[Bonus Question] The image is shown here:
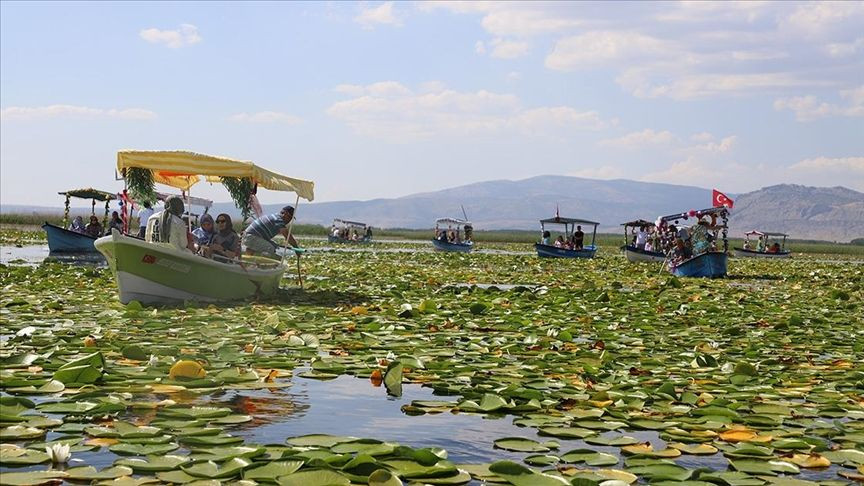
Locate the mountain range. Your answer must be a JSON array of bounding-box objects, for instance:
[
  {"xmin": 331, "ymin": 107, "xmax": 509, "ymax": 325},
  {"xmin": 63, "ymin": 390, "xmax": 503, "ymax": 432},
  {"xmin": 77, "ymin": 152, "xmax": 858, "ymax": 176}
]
[
  {"xmin": 5, "ymin": 176, "xmax": 862, "ymax": 242},
  {"xmin": 239, "ymin": 177, "xmax": 863, "ymax": 242}
]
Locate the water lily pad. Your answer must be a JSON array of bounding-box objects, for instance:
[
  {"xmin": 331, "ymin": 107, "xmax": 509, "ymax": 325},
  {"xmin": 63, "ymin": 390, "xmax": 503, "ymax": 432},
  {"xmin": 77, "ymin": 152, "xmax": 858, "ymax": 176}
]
[
  {"xmin": 487, "ymin": 460, "xmax": 569, "ymax": 485},
  {"xmin": 0, "ymin": 470, "xmax": 68, "ymax": 485},
  {"xmin": 115, "ymin": 455, "xmax": 190, "ymax": 472},
  {"xmin": 65, "ymin": 465, "xmax": 134, "ymax": 480},
  {"xmin": 493, "ymin": 437, "xmax": 551, "ymax": 452},
  {"xmin": 242, "ymin": 460, "xmax": 304, "ymax": 480},
  {"xmin": 276, "ymin": 469, "xmax": 351, "ymax": 486}
]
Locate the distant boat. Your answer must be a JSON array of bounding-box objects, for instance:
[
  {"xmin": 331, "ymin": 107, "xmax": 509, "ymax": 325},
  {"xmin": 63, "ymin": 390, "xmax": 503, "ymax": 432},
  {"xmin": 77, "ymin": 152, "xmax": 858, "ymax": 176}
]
[
  {"xmin": 328, "ymin": 218, "xmax": 372, "ymax": 244},
  {"xmin": 658, "ymin": 207, "xmax": 730, "ymax": 278},
  {"xmin": 42, "ymin": 188, "xmax": 117, "ymax": 253},
  {"xmin": 534, "ymin": 215, "xmax": 598, "ymax": 259},
  {"xmin": 620, "ymin": 219, "xmax": 665, "ymax": 263},
  {"xmin": 733, "ymin": 231, "xmax": 791, "ymax": 258},
  {"xmin": 431, "ymin": 217, "xmax": 473, "ymax": 253}
]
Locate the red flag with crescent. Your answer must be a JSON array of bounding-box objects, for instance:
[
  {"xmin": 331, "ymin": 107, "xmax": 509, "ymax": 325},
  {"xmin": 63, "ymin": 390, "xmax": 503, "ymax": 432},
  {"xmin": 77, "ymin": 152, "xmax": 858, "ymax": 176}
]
[{"xmin": 712, "ymin": 189, "xmax": 734, "ymax": 209}]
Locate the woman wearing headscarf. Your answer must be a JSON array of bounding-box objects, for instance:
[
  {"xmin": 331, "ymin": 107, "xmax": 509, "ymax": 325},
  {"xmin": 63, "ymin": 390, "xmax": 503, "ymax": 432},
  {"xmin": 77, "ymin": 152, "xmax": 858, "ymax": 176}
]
[
  {"xmin": 107, "ymin": 211, "xmax": 123, "ymax": 235},
  {"xmin": 192, "ymin": 214, "xmax": 216, "ymax": 247},
  {"xmin": 84, "ymin": 215, "xmax": 103, "ymax": 238},
  {"xmin": 68, "ymin": 216, "xmax": 86, "ymax": 234},
  {"xmin": 206, "ymin": 213, "xmax": 241, "ymax": 260},
  {"xmin": 146, "ymin": 196, "xmax": 194, "ymax": 252}
]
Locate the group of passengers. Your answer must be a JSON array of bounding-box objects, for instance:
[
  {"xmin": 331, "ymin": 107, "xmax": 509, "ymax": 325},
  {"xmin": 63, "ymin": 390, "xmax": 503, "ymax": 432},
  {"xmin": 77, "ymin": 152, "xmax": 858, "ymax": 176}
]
[
  {"xmin": 656, "ymin": 216, "xmax": 721, "ymax": 263},
  {"xmin": 331, "ymin": 225, "xmax": 372, "ymax": 241},
  {"xmin": 629, "ymin": 226, "xmax": 662, "ymax": 253},
  {"xmin": 743, "ymin": 237, "xmax": 782, "ymax": 253},
  {"xmin": 540, "ymin": 225, "xmax": 585, "ymax": 250},
  {"xmin": 435, "ymin": 225, "xmax": 473, "ymax": 244},
  {"xmin": 68, "ymin": 212, "xmax": 124, "ymax": 238}
]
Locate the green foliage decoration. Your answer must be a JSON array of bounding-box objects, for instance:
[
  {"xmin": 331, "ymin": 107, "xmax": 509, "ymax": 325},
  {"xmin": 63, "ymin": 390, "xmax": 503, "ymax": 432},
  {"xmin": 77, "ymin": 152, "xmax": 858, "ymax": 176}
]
[
  {"xmin": 220, "ymin": 177, "xmax": 254, "ymax": 221},
  {"xmin": 126, "ymin": 167, "xmax": 156, "ymax": 205}
]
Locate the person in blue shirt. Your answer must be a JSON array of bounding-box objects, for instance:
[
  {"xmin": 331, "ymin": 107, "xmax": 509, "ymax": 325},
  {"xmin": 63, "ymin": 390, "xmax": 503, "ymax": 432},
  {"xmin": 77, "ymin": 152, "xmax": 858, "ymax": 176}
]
[
  {"xmin": 192, "ymin": 214, "xmax": 216, "ymax": 248},
  {"xmin": 242, "ymin": 205, "xmax": 298, "ymax": 259}
]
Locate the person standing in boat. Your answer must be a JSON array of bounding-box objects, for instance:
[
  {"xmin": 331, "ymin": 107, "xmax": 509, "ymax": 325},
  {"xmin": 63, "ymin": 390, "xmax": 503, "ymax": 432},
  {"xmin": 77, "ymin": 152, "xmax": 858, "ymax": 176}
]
[
  {"xmin": 635, "ymin": 227, "xmax": 648, "ymax": 249},
  {"xmin": 573, "ymin": 225, "xmax": 584, "ymax": 250},
  {"xmin": 147, "ymin": 196, "xmax": 195, "ymax": 253},
  {"xmin": 136, "ymin": 202, "xmax": 154, "ymax": 238},
  {"xmin": 242, "ymin": 205, "xmax": 299, "ymax": 259}
]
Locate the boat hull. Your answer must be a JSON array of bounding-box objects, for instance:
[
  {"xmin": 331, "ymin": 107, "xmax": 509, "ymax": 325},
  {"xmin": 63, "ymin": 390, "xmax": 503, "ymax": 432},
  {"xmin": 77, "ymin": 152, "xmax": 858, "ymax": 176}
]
[
  {"xmin": 431, "ymin": 239, "xmax": 473, "ymax": 253},
  {"xmin": 733, "ymin": 247, "xmax": 791, "ymax": 259},
  {"xmin": 328, "ymin": 236, "xmax": 371, "ymax": 244},
  {"xmin": 670, "ymin": 251, "xmax": 728, "ymax": 278},
  {"xmin": 623, "ymin": 245, "xmax": 665, "ymax": 263},
  {"xmin": 535, "ymin": 244, "xmax": 597, "ymax": 259},
  {"xmin": 95, "ymin": 230, "xmax": 286, "ymax": 304},
  {"xmin": 42, "ymin": 223, "xmax": 98, "ymax": 253}
]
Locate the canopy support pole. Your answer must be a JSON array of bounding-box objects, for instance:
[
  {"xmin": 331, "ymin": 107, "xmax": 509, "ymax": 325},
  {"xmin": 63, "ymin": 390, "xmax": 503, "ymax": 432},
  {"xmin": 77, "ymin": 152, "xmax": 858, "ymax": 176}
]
[
  {"xmin": 63, "ymin": 195, "xmax": 70, "ymax": 227},
  {"xmin": 592, "ymin": 224, "xmax": 597, "ymax": 248}
]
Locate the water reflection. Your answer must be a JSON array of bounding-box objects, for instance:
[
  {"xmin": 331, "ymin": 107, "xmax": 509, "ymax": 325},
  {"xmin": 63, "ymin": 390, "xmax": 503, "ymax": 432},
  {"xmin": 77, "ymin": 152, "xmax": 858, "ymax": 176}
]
[{"xmin": 0, "ymin": 244, "xmax": 105, "ymax": 266}]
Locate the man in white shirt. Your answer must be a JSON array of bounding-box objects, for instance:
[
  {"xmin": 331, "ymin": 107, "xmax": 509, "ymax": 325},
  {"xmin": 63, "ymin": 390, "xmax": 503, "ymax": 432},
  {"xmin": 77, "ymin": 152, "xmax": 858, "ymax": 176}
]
[
  {"xmin": 145, "ymin": 196, "xmax": 194, "ymax": 253},
  {"xmin": 635, "ymin": 228, "xmax": 648, "ymax": 249},
  {"xmin": 136, "ymin": 202, "xmax": 154, "ymax": 238}
]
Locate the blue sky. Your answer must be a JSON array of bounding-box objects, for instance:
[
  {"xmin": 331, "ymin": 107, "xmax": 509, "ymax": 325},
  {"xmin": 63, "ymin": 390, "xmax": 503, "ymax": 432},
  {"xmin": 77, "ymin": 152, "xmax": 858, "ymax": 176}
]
[{"xmin": 2, "ymin": 1, "xmax": 862, "ymax": 207}]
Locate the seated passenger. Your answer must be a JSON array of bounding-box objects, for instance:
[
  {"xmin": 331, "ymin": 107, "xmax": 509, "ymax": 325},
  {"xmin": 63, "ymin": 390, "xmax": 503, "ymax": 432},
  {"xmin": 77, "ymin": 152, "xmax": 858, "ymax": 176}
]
[
  {"xmin": 365, "ymin": 226, "xmax": 373, "ymax": 240},
  {"xmin": 192, "ymin": 214, "xmax": 216, "ymax": 248},
  {"xmin": 541, "ymin": 230, "xmax": 551, "ymax": 245},
  {"xmin": 554, "ymin": 235, "xmax": 565, "ymax": 248},
  {"xmin": 69, "ymin": 216, "xmax": 86, "ymax": 234},
  {"xmin": 146, "ymin": 195, "xmax": 195, "ymax": 253},
  {"xmin": 768, "ymin": 242, "xmax": 781, "ymax": 253},
  {"xmin": 204, "ymin": 213, "xmax": 241, "ymax": 259},
  {"xmin": 84, "ymin": 215, "xmax": 103, "ymax": 238},
  {"xmin": 106, "ymin": 211, "xmax": 124, "ymax": 235},
  {"xmin": 743, "ymin": 240, "xmax": 752, "ymax": 250}
]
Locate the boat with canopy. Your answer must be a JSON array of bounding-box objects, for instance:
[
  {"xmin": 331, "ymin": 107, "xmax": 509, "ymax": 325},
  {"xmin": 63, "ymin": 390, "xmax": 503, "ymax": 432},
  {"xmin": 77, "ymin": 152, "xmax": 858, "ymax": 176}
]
[
  {"xmin": 657, "ymin": 207, "xmax": 729, "ymax": 278},
  {"xmin": 733, "ymin": 231, "xmax": 791, "ymax": 258},
  {"xmin": 534, "ymin": 215, "xmax": 598, "ymax": 258},
  {"xmin": 621, "ymin": 219, "xmax": 665, "ymax": 263},
  {"xmin": 95, "ymin": 150, "xmax": 315, "ymax": 304},
  {"xmin": 42, "ymin": 188, "xmax": 117, "ymax": 253},
  {"xmin": 431, "ymin": 217, "xmax": 474, "ymax": 253},
  {"xmin": 328, "ymin": 218, "xmax": 371, "ymax": 243}
]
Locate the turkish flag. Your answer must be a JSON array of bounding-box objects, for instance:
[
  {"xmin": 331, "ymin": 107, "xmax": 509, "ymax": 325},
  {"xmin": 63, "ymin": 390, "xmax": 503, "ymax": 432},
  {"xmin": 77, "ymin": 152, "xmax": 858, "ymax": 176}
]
[{"xmin": 712, "ymin": 189, "xmax": 734, "ymax": 209}]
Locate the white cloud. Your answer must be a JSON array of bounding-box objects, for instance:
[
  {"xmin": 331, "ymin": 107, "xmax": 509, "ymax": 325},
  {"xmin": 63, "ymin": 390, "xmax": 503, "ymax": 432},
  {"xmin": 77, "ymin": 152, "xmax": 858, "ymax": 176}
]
[
  {"xmin": 1, "ymin": 104, "xmax": 156, "ymax": 121},
  {"xmin": 774, "ymin": 86, "xmax": 864, "ymax": 121},
  {"xmin": 789, "ymin": 156, "xmax": 864, "ymax": 173},
  {"xmin": 691, "ymin": 135, "xmax": 738, "ymax": 153},
  {"xmin": 227, "ymin": 111, "xmax": 302, "ymax": 124},
  {"xmin": 826, "ymin": 37, "xmax": 864, "ymax": 57},
  {"xmin": 327, "ymin": 81, "xmax": 611, "ymax": 140},
  {"xmin": 599, "ymin": 129, "xmax": 676, "ymax": 149},
  {"xmin": 640, "ymin": 156, "xmax": 755, "ymax": 188},
  {"xmin": 780, "ymin": 1, "xmax": 864, "ymax": 37},
  {"xmin": 480, "ymin": 9, "xmax": 581, "ymax": 37},
  {"xmin": 488, "ymin": 38, "xmax": 529, "ymax": 59},
  {"xmin": 506, "ymin": 71, "xmax": 522, "ymax": 82},
  {"xmin": 546, "ymin": 31, "xmax": 670, "ymax": 70},
  {"xmin": 474, "ymin": 40, "xmax": 486, "ymax": 55},
  {"xmin": 619, "ymin": 71, "xmax": 833, "ymax": 100},
  {"xmin": 354, "ymin": 2, "xmax": 401, "ymax": 29},
  {"xmin": 139, "ymin": 24, "xmax": 201, "ymax": 48}
]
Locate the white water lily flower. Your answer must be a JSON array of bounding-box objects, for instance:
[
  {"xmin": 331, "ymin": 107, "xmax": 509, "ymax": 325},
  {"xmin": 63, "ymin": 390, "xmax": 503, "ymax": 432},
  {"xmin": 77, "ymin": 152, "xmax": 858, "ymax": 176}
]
[
  {"xmin": 385, "ymin": 351, "xmax": 397, "ymax": 361},
  {"xmin": 546, "ymin": 328, "xmax": 559, "ymax": 337},
  {"xmin": 46, "ymin": 443, "xmax": 70, "ymax": 464},
  {"xmin": 147, "ymin": 355, "xmax": 159, "ymax": 367},
  {"xmin": 252, "ymin": 346, "xmax": 263, "ymax": 355},
  {"xmin": 720, "ymin": 362, "xmax": 735, "ymax": 373}
]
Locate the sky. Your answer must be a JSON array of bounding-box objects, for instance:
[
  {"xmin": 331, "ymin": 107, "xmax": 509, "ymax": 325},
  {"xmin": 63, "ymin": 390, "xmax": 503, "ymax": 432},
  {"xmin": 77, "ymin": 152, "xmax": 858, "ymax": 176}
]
[{"xmin": 1, "ymin": 1, "xmax": 862, "ymax": 207}]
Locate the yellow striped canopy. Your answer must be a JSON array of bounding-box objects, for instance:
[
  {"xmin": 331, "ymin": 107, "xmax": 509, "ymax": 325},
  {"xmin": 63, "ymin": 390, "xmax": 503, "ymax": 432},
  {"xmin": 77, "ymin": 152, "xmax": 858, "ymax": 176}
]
[{"xmin": 117, "ymin": 150, "xmax": 315, "ymax": 201}]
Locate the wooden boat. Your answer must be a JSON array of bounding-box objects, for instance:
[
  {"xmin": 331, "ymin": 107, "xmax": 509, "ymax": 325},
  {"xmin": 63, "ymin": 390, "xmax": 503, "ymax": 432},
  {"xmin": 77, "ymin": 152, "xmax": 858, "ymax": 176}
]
[
  {"xmin": 328, "ymin": 218, "xmax": 372, "ymax": 244},
  {"xmin": 42, "ymin": 188, "xmax": 117, "ymax": 253},
  {"xmin": 96, "ymin": 150, "xmax": 315, "ymax": 304},
  {"xmin": 733, "ymin": 231, "xmax": 791, "ymax": 258},
  {"xmin": 657, "ymin": 207, "xmax": 730, "ymax": 278},
  {"xmin": 431, "ymin": 217, "xmax": 473, "ymax": 253},
  {"xmin": 534, "ymin": 215, "xmax": 599, "ymax": 259},
  {"xmin": 670, "ymin": 251, "xmax": 728, "ymax": 278},
  {"xmin": 620, "ymin": 219, "xmax": 664, "ymax": 263}
]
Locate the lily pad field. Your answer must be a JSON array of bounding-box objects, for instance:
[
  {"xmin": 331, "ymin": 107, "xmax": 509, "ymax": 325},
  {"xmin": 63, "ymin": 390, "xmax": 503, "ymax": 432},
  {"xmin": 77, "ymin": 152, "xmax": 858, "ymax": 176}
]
[{"xmin": 1, "ymin": 232, "xmax": 863, "ymax": 486}]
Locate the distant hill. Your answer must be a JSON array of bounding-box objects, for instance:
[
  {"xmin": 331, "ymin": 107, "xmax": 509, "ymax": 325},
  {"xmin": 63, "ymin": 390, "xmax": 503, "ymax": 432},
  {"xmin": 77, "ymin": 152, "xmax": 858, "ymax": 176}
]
[
  {"xmin": 728, "ymin": 184, "xmax": 864, "ymax": 242},
  {"xmin": 6, "ymin": 176, "xmax": 862, "ymax": 242}
]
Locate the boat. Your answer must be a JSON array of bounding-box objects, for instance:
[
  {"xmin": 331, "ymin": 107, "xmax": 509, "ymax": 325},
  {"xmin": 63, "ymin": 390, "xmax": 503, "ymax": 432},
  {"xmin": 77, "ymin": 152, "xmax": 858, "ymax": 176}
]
[
  {"xmin": 657, "ymin": 207, "xmax": 730, "ymax": 278},
  {"xmin": 733, "ymin": 231, "xmax": 791, "ymax": 258},
  {"xmin": 621, "ymin": 219, "xmax": 665, "ymax": 263},
  {"xmin": 95, "ymin": 150, "xmax": 315, "ymax": 304},
  {"xmin": 534, "ymin": 215, "xmax": 599, "ymax": 258},
  {"xmin": 42, "ymin": 188, "xmax": 117, "ymax": 253},
  {"xmin": 328, "ymin": 218, "xmax": 372, "ymax": 243},
  {"xmin": 431, "ymin": 218, "xmax": 473, "ymax": 253}
]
